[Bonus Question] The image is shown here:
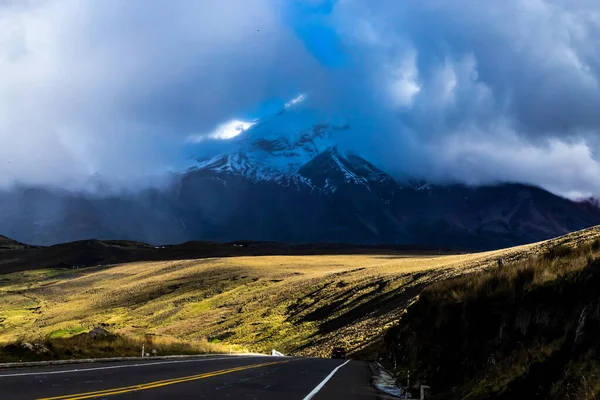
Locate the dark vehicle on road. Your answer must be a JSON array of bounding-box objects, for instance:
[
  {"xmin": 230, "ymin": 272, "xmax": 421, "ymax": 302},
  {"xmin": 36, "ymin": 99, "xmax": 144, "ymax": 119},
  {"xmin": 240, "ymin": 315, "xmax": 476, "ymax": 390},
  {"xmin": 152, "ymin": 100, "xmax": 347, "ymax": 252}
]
[{"xmin": 331, "ymin": 347, "xmax": 347, "ymax": 359}]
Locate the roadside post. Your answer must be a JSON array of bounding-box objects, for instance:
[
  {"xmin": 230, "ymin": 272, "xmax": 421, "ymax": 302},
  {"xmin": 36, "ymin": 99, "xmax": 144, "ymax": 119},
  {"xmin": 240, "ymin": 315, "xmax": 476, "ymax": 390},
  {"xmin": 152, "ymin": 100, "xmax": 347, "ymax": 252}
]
[{"xmin": 420, "ymin": 385, "xmax": 431, "ymax": 399}]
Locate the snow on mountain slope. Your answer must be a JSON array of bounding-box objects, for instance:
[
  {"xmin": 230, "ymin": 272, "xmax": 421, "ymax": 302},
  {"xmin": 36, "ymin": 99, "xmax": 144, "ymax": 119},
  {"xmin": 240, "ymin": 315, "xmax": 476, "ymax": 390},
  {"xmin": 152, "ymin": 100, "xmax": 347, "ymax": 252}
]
[
  {"xmin": 190, "ymin": 101, "xmax": 389, "ymax": 191},
  {"xmin": 193, "ymin": 151, "xmax": 314, "ymax": 187},
  {"xmin": 298, "ymin": 147, "xmax": 397, "ymax": 193}
]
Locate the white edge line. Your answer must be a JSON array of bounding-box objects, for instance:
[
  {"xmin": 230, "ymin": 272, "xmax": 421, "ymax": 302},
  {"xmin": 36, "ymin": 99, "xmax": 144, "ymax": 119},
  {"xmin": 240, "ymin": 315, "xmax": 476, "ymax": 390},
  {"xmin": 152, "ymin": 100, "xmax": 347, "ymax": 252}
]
[
  {"xmin": 303, "ymin": 359, "xmax": 351, "ymax": 400},
  {"xmin": 0, "ymin": 352, "xmax": 265, "ymax": 369},
  {"xmin": 0, "ymin": 356, "xmax": 256, "ymax": 378}
]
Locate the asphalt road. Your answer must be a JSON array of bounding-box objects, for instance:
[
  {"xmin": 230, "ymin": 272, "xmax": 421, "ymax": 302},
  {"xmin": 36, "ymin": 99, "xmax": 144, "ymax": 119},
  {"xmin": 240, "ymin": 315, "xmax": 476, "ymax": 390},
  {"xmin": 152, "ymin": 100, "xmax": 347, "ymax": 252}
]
[{"xmin": 0, "ymin": 355, "xmax": 385, "ymax": 399}]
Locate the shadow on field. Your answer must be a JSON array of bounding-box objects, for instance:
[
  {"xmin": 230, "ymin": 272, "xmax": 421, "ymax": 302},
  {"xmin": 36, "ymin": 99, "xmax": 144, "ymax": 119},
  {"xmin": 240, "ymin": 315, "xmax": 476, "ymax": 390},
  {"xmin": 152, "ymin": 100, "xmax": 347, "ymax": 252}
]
[{"xmin": 286, "ymin": 268, "xmax": 453, "ymax": 356}]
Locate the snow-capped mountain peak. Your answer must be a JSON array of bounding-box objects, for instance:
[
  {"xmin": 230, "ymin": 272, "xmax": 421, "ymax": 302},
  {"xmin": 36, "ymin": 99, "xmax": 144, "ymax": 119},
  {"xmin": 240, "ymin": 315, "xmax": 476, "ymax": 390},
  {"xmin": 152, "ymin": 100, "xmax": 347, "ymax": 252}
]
[
  {"xmin": 190, "ymin": 99, "xmax": 395, "ymax": 193},
  {"xmin": 297, "ymin": 147, "xmax": 397, "ymax": 193}
]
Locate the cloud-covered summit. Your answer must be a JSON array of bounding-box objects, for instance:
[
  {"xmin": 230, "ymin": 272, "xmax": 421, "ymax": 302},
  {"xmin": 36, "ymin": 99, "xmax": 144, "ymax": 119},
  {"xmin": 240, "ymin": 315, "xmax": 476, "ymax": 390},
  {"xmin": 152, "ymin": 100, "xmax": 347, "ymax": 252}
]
[{"xmin": 1, "ymin": 0, "xmax": 600, "ymax": 197}]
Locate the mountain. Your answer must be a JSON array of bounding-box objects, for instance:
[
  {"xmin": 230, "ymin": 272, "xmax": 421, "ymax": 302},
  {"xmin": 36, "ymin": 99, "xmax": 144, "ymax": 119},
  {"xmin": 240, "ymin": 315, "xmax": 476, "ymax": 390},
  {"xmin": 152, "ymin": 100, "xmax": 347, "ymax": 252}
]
[
  {"xmin": 183, "ymin": 142, "xmax": 600, "ymax": 249},
  {"xmin": 0, "ymin": 106, "xmax": 599, "ymax": 249},
  {"xmin": 191, "ymin": 119, "xmax": 348, "ymax": 188},
  {"xmin": 0, "ymin": 234, "xmax": 31, "ymax": 250},
  {"xmin": 179, "ymin": 104, "xmax": 600, "ymax": 249}
]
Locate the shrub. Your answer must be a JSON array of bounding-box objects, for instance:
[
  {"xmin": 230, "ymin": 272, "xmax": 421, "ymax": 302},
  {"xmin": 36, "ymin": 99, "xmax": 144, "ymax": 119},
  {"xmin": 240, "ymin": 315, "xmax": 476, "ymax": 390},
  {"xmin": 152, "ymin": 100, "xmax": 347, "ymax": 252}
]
[{"xmin": 544, "ymin": 244, "xmax": 574, "ymax": 260}]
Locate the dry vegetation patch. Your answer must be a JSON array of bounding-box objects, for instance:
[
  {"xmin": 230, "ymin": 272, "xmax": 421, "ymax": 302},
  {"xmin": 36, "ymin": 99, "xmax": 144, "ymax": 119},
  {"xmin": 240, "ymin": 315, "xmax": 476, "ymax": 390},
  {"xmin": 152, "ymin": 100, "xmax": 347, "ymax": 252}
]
[{"xmin": 2, "ymin": 226, "xmax": 600, "ymax": 360}]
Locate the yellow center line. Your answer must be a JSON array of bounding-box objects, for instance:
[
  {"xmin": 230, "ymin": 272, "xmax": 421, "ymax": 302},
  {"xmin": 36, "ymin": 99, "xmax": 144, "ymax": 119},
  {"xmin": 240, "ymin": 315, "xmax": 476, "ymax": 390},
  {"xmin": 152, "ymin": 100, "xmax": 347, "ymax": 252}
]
[{"xmin": 37, "ymin": 360, "xmax": 290, "ymax": 400}]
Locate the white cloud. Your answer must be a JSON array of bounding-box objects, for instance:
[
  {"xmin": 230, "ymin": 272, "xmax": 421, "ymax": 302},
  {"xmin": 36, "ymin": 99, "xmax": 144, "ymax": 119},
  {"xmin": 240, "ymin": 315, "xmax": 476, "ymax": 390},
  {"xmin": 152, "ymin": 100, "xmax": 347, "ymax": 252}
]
[
  {"xmin": 284, "ymin": 93, "xmax": 307, "ymax": 108},
  {"xmin": 388, "ymin": 50, "xmax": 421, "ymax": 108},
  {"xmin": 0, "ymin": 0, "xmax": 318, "ymax": 189},
  {"xmin": 187, "ymin": 119, "xmax": 258, "ymax": 142},
  {"xmin": 424, "ymin": 125, "xmax": 600, "ymax": 199}
]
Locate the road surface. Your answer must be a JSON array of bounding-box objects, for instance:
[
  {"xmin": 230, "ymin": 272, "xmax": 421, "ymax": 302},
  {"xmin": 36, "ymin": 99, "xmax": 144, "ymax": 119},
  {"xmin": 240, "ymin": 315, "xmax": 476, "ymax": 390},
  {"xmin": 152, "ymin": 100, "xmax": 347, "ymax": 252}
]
[{"xmin": 0, "ymin": 355, "xmax": 385, "ymax": 399}]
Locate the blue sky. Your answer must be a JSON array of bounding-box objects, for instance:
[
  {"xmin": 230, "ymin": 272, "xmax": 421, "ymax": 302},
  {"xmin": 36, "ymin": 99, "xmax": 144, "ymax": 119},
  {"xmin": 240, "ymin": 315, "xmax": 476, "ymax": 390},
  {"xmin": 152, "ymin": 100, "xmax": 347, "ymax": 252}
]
[
  {"xmin": 287, "ymin": 0, "xmax": 345, "ymax": 68},
  {"xmin": 2, "ymin": 0, "xmax": 600, "ymax": 197},
  {"xmin": 222, "ymin": 1, "xmax": 345, "ymax": 119}
]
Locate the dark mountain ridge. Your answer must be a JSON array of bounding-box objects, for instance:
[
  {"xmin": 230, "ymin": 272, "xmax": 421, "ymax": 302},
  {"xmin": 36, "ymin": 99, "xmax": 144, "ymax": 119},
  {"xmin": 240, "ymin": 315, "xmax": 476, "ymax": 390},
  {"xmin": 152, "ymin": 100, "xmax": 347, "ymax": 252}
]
[
  {"xmin": 0, "ymin": 147, "xmax": 598, "ymax": 251},
  {"xmin": 0, "ymin": 236, "xmax": 454, "ymax": 274},
  {"xmin": 1, "ymin": 115, "xmax": 599, "ymax": 249}
]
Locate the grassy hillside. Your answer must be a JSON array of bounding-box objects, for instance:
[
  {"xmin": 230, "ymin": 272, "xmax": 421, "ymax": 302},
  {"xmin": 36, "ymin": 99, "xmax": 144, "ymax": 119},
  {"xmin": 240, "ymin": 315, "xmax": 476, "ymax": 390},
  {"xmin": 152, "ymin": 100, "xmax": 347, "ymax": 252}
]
[
  {"xmin": 387, "ymin": 228, "xmax": 600, "ymax": 399},
  {"xmin": 2, "ymin": 226, "xmax": 600, "ymax": 362},
  {"xmin": 0, "ymin": 235, "xmax": 31, "ymax": 250}
]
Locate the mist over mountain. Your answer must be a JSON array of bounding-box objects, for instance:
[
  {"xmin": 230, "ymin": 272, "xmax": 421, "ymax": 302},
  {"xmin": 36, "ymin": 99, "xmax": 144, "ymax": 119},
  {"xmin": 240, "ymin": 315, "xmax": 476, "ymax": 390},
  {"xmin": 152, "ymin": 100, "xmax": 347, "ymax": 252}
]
[
  {"xmin": 2, "ymin": 1, "xmax": 600, "ymax": 247},
  {"xmin": 2, "ymin": 104, "xmax": 599, "ymax": 250}
]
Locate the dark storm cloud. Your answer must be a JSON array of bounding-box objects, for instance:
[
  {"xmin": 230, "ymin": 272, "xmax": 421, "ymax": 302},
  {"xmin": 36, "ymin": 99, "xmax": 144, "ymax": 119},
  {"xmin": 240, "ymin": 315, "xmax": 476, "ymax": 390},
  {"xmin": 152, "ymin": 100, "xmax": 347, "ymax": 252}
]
[
  {"xmin": 2, "ymin": 0, "xmax": 600, "ymax": 197},
  {"xmin": 386, "ymin": 0, "xmax": 600, "ymax": 136},
  {"xmin": 323, "ymin": 0, "xmax": 600, "ymax": 197}
]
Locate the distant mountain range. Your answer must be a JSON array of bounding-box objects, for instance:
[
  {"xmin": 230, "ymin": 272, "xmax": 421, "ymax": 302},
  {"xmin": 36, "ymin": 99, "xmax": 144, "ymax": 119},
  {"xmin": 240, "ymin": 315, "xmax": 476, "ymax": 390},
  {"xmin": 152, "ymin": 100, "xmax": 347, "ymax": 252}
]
[{"xmin": 1, "ymin": 106, "xmax": 599, "ymax": 250}]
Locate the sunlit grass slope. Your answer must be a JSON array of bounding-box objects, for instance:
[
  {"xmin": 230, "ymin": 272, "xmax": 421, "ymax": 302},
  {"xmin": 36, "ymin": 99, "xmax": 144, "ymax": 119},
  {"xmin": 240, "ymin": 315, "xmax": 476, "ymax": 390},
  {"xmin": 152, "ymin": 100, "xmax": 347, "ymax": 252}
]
[{"xmin": 2, "ymin": 226, "xmax": 600, "ymax": 357}]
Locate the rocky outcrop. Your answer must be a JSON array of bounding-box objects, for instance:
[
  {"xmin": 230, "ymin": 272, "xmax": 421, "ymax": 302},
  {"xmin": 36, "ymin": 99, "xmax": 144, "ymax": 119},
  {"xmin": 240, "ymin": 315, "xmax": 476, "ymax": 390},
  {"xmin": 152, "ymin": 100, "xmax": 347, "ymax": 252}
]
[
  {"xmin": 88, "ymin": 327, "xmax": 109, "ymax": 339},
  {"xmin": 20, "ymin": 342, "xmax": 50, "ymax": 355}
]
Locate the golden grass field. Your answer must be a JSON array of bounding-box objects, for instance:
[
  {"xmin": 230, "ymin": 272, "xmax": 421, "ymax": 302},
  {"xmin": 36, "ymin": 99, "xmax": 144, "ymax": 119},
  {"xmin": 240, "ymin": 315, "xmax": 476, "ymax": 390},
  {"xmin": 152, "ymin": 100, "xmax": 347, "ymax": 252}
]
[{"xmin": 2, "ymin": 226, "xmax": 600, "ymax": 358}]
